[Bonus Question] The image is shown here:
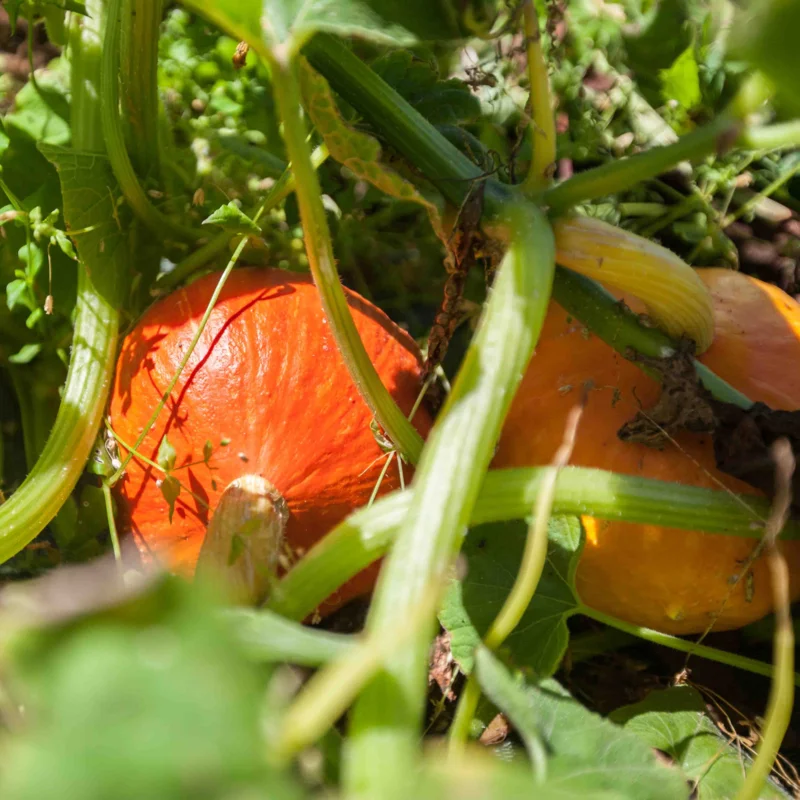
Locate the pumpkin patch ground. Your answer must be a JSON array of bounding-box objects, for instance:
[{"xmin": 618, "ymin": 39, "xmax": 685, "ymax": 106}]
[{"xmin": 1, "ymin": 2, "xmax": 800, "ymax": 798}]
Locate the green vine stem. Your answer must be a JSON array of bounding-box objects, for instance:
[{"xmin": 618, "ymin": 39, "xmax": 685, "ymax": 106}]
[
  {"xmin": 119, "ymin": 0, "xmax": 163, "ymax": 177},
  {"xmin": 581, "ymin": 606, "xmax": 798, "ymax": 685},
  {"xmin": 224, "ymin": 607, "xmax": 355, "ymax": 667},
  {"xmin": 0, "ymin": 1, "xmax": 124, "ymax": 563},
  {"xmin": 101, "ymin": 0, "xmax": 202, "ymax": 242},
  {"xmin": 266, "ymin": 53, "xmax": 424, "ymax": 464},
  {"xmin": 551, "ymin": 268, "xmax": 752, "ymax": 409},
  {"xmin": 540, "ymin": 116, "xmax": 736, "ymax": 212},
  {"xmin": 268, "ymin": 464, "xmax": 791, "ymax": 622},
  {"xmin": 521, "ymin": 0, "xmax": 555, "ymax": 192},
  {"xmin": 741, "ymin": 120, "xmax": 800, "ymax": 152},
  {"xmin": 343, "ymin": 205, "xmax": 555, "ymax": 795},
  {"xmin": 303, "ymin": 35, "xmax": 752, "ymax": 406}
]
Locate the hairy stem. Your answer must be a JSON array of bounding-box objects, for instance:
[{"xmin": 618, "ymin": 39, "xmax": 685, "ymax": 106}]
[
  {"xmin": 268, "ymin": 465, "xmax": 789, "ymax": 622},
  {"xmin": 119, "ymin": 0, "xmax": 163, "ymax": 177},
  {"xmin": 0, "ymin": 2, "xmax": 123, "ymax": 562},
  {"xmin": 101, "ymin": 0, "xmax": 201, "ymax": 242},
  {"xmin": 343, "ymin": 206, "xmax": 555, "ymax": 797},
  {"xmin": 522, "ymin": 0, "xmax": 555, "ymax": 192}
]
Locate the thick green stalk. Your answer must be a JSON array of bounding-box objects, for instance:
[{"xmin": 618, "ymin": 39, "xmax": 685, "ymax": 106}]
[
  {"xmin": 101, "ymin": 0, "xmax": 201, "ymax": 242},
  {"xmin": 119, "ymin": 0, "xmax": 163, "ymax": 177},
  {"xmin": 304, "ymin": 34, "xmax": 513, "ymax": 215},
  {"xmin": 304, "ymin": 35, "xmax": 752, "ymax": 408},
  {"xmin": 267, "ymin": 54, "xmax": 424, "ymax": 464},
  {"xmin": 0, "ymin": 2, "xmax": 122, "ymax": 562},
  {"xmin": 343, "ymin": 205, "xmax": 555, "ymax": 797},
  {"xmin": 541, "ymin": 116, "xmax": 735, "ymax": 212},
  {"xmin": 551, "ymin": 268, "xmax": 752, "ymax": 409},
  {"xmin": 449, "ymin": 404, "xmax": 583, "ymax": 749},
  {"xmin": 268, "ymin": 465, "xmax": 791, "ymax": 622},
  {"xmin": 521, "ymin": 0, "xmax": 555, "ymax": 192},
  {"xmin": 741, "ymin": 120, "xmax": 800, "ymax": 151}
]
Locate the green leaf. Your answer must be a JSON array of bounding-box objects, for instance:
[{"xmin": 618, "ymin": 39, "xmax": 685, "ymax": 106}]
[
  {"xmin": 611, "ymin": 686, "xmax": 790, "ymax": 799},
  {"xmin": 6, "ymin": 278, "xmax": 30, "ymax": 311},
  {"xmin": 202, "ymin": 201, "xmax": 261, "ymax": 235},
  {"xmin": 623, "ymin": 0, "xmax": 694, "ymax": 106},
  {"xmin": 38, "ymin": 146, "xmax": 127, "ymax": 306},
  {"xmin": 730, "ymin": 0, "xmax": 800, "ymax": 114},
  {"xmin": 8, "ymin": 343, "xmax": 42, "ymax": 365},
  {"xmin": 0, "ymin": 574, "xmax": 303, "ymax": 800},
  {"xmin": 4, "ymin": 79, "xmax": 71, "ymax": 147},
  {"xmin": 371, "ymin": 50, "xmax": 481, "ymax": 126},
  {"xmin": 160, "ymin": 475, "xmax": 181, "ymax": 524},
  {"xmin": 660, "ymin": 44, "xmax": 701, "ymax": 111},
  {"xmin": 157, "ymin": 435, "xmax": 177, "ymax": 472},
  {"xmin": 18, "ymin": 242, "xmax": 44, "ymax": 278},
  {"xmin": 474, "ymin": 649, "xmax": 690, "ymax": 800},
  {"xmin": 439, "ymin": 516, "xmax": 583, "ymax": 676},
  {"xmin": 299, "ymin": 61, "xmax": 447, "ymax": 243},
  {"xmin": 182, "ymin": 0, "xmax": 479, "ymax": 61}
]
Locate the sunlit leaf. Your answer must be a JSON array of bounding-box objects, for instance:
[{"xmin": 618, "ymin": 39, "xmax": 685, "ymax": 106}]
[
  {"xmin": 157, "ymin": 435, "xmax": 177, "ymax": 472},
  {"xmin": 439, "ymin": 516, "xmax": 583, "ymax": 676},
  {"xmin": 660, "ymin": 44, "xmax": 701, "ymax": 111},
  {"xmin": 611, "ymin": 686, "xmax": 790, "ymax": 799},
  {"xmin": 202, "ymin": 201, "xmax": 261, "ymax": 235},
  {"xmin": 300, "ymin": 61, "xmax": 447, "ymax": 242},
  {"xmin": 181, "ymin": 0, "xmax": 468, "ymax": 59},
  {"xmin": 475, "ymin": 649, "xmax": 690, "ymax": 800},
  {"xmin": 8, "ymin": 343, "xmax": 42, "ymax": 364},
  {"xmin": 623, "ymin": 0, "xmax": 693, "ymax": 106}
]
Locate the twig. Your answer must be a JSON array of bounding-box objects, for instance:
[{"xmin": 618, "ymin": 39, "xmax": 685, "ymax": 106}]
[{"xmin": 736, "ymin": 439, "xmax": 795, "ymax": 800}]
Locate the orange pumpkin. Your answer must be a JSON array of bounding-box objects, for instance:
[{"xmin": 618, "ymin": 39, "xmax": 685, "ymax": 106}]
[
  {"xmin": 495, "ymin": 268, "xmax": 800, "ymax": 634},
  {"xmin": 110, "ymin": 267, "xmax": 431, "ymax": 613}
]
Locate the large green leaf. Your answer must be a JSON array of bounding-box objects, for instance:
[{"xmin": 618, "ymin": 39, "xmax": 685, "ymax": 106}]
[
  {"xmin": 0, "ymin": 573, "xmax": 303, "ymax": 800},
  {"xmin": 439, "ymin": 516, "xmax": 583, "ymax": 676},
  {"xmin": 622, "ymin": 0, "xmax": 694, "ymax": 107},
  {"xmin": 611, "ymin": 686, "xmax": 791, "ymax": 799},
  {"xmin": 371, "ymin": 50, "xmax": 481, "ymax": 126},
  {"xmin": 474, "ymin": 649, "xmax": 690, "ymax": 800},
  {"xmin": 38, "ymin": 146, "xmax": 127, "ymax": 305},
  {"xmin": 182, "ymin": 0, "xmax": 470, "ymax": 58}
]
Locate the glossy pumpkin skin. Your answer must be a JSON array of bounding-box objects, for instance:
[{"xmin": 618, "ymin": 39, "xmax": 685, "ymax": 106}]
[
  {"xmin": 110, "ymin": 268, "xmax": 431, "ymax": 614},
  {"xmin": 495, "ymin": 268, "xmax": 800, "ymax": 634}
]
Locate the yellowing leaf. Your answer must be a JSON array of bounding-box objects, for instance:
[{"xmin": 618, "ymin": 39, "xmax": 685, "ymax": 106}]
[{"xmin": 299, "ymin": 60, "xmax": 448, "ymax": 245}]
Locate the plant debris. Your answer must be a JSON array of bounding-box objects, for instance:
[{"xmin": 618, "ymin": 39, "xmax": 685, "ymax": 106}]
[{"xmin": 618, "ymin": 344, "xmax": 800, "ymax": 512}]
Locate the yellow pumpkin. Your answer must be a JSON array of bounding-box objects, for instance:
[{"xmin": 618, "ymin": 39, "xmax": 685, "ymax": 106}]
[{"xmin": 495, "ymin": 268, "xmax": 800, "ymax": 634}]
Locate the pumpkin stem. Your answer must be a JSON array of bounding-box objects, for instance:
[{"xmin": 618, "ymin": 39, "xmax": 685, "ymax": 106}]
[{"xmin": 195, "ymin": 475, "xmax": 288, "ymax": 605}]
